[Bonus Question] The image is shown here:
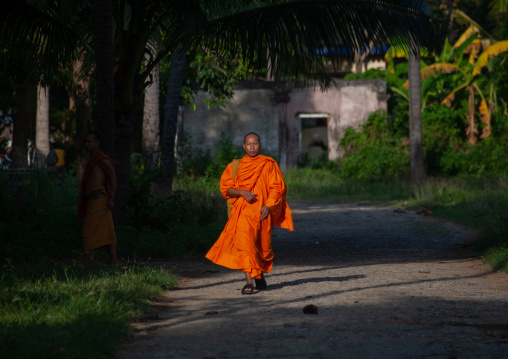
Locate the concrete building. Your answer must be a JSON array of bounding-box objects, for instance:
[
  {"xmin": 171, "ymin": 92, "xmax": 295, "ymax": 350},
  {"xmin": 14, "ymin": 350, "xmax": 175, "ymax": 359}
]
[{"xmin": 182, "ymin": 78, "xmax": 389, "ymax": 170}]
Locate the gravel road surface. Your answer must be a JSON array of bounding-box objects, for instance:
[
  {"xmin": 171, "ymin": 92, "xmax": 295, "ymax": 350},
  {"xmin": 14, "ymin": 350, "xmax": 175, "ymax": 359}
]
[{"xmin": 116, "ymin": 201, "xmax": 508, "ymax": 359}]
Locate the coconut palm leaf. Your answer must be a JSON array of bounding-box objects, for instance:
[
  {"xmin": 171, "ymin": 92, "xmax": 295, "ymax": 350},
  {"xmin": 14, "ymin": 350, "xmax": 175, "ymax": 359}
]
[
  {"xmin": 3, "ymin": 0, "xmax": 441, "ymax": 86},
  {"xmin": 472, "ymin": 41, "xmax": 508, "ymax": 76},
  {"xmin": 1, "ymin": 1, "xmax": 92, "ymax": 79},
  {"xmin": 197, "ymin": 0, "xmax": 440, "ymax": 82}
]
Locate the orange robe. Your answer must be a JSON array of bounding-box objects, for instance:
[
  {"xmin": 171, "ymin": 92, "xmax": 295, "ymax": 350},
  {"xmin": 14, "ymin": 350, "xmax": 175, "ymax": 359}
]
[
  {"xmin": 78, "ymin": 151, "xmax": 112, "ymax": 219},
  {"xmin": 78, "ymin": 151, "xmax": 117, "ymax": 254},
  {"xmin": 82, "ymin": 186, "xmax": 117, "ymax": 254},
  {"xmin": 206, "ymin": 155, "xmax": 294, "ymax": 279}
]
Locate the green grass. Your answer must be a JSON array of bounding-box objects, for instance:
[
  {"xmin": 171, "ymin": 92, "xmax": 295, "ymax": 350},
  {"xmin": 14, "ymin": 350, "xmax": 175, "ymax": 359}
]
[
  {"xmin": 285, "ymin": 168, "xmax": 412, "ymax": 204},
  {"xmin": 408, "ymin": 177, "xmax": 508, "ymax": 271},
  {"xmin": 0, "ymin": 263, "xmax": 177, "ymax": 359},
  {"xmin": 0, "ymin": 169, "xmax": 222, "ymax": 358}
]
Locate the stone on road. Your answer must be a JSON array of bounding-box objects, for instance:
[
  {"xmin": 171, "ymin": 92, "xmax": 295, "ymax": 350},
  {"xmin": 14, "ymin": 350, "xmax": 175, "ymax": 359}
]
[{"xmin": 116, "ymin": 202, "xmax": 508, "ymax": 359}]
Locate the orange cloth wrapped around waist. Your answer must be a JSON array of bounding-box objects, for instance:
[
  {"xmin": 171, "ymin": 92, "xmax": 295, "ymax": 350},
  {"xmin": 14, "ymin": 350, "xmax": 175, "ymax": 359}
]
[
  {"xmin": 82, "ymin": 186, "xmax": 117, "ymax": 254},
  {"xmin": 206, "ymin": 155, "xmax": 293, "ymax": 279},
  {"xmin": 78, "ymin": 151, "xmax": 113, "ymax": 219}
]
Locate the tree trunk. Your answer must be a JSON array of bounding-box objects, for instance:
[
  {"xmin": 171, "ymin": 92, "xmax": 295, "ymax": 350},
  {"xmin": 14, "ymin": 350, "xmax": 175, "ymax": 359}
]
[
  {"xmin": 12, "ymin": 85, "xmax": 37, "ymax": 168},
  {"xmin": 157, "ymin": 46, "xmax": 187, "ymax": 197},
  {"xmin": 72, "ymin": 55, "xmax": 91, "ymax": 185},
  {"xmin": 35, "ymin": 85, "xmax": 50, "ymax": 165},
  {"xmin": 447, "ymin": 0, "xmax": 455, "ymax": 42},
  {"xmin": 142, "ymin": 50, "xmax": 161, "ymax": 171},
  {"xmin": 408, "ymin": 39, "xmax": 426, "ymax": 182},
  {"xmin": 113, "ymin": 107, "xmax": 135, "ymax": 221},
  {"xmin": 93, "ymin": 0, "xmax": 115, "ymax": 157}
]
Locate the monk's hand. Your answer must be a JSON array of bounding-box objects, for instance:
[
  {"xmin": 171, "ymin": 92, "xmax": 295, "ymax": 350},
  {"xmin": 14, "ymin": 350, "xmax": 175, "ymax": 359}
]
[
  {"xmin": 259, "ymin": 205, "xmax": 270, "ymax": 220},
  {"xmin": 107, "ymin": 197, "xmax": 114, "ymax": 209},
  {"xmin": 241, "ymin": 190, "xmax": 258, "ymax": 203}
]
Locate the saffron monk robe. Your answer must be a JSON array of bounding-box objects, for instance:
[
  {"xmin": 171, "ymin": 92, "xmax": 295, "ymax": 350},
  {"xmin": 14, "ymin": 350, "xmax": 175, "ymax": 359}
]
[
  {"xmin": 206, "ymin": 132, "xmax": 294, "ymax": 295},
  {"xmin": 77, "ymin": 130, "xmax": 118, "ymax": 266}
]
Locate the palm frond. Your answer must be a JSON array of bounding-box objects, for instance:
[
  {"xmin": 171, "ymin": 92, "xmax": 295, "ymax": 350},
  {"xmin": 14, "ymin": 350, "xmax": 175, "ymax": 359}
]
[
  {"xmin": 472, "ymin": 41, "xmax": 508, "ymax": 76},
  {"xmin": 1, "ymin": 1, "xmax": 90, "ymax": 82},
  {"xmin": 201, "ymin": 0, "xmax": 441, "ymax": 83}
]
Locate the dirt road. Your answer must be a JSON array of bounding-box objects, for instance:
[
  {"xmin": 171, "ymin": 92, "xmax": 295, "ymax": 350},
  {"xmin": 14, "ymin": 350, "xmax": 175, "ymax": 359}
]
[{"xmin": 116, "ymin": 201, "xmax": 508, "ymax": 359}]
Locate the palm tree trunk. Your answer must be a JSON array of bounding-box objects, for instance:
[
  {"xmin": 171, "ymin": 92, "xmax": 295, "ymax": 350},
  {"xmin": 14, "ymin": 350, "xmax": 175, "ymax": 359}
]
[
  {"xmin": 35, "ymin": 85, "xmax": 50, "ymax": 165},
  {"xmin": 72, "ymin": 55, "xmax": 91, "ymax": 185},
  {"xmin": 408, "ymin": 38, "xmax": 426, "ymax": 182},
  {"xmin": 142, "ymin": 50, "xmax": 161, "ymax": 171},
  {"xmin": 93, "ymin": 0, "xmax": 115, "ymax": 157},
  {"xmin": 12, "ymin": 85, "xmax": 37, "ymax": 168},
  {"xmin": 157, "ymin": 45, "xmax": 187, "ymax": 197},
  {"xmin": 113, "ymin": 107, "xmax": 135, "ymax": 222}
]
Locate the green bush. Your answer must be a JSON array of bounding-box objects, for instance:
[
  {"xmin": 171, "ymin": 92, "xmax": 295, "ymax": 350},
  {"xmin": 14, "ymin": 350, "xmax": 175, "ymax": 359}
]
[
  {"xmin": 421, "ymin": 104, "xmax": 465, "ymax": 175},
  {"xmin": 440, "ymin": 137, "xmax": 508, "ymax": 177},
  {"xmin": 178, "ymin": 132, "xmax": 244, "ymax": 180},
  {"xmin": 339, "ymin": 110, "xmax": 410, "ymax": 180}
]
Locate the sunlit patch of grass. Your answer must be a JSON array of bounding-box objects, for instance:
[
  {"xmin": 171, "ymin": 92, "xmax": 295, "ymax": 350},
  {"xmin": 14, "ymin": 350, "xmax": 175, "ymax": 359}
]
[{"xmin": 284, "ymin": 168, "xmax": 412, "ymax": 204}]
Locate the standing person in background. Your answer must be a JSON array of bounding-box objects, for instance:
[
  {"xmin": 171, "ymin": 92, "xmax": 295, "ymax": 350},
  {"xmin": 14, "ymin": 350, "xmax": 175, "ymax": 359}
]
[
  {"xmin": 0, "ymin": 148, "xmax": 12, "ymax": 168},
  {"xmin": 47, "ymin": 143, "xmax": 67, "ymax": 188},
  {"xmin": 206, "ymin": 132, "xmax": 294, "ymax": 294},
  {"xmin": 77, "ymin": 130, "xmax": 118, "ymax": 265}
]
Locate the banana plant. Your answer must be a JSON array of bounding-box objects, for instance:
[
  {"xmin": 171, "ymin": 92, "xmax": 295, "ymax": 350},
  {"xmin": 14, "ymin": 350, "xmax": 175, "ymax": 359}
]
[
  {"xmin": 386, "ymin": 16, "xmax": 508, "ymax": 145},
  {"xmin": 441, "ymin": 34, "xmax": 508, "ymax": 144}
]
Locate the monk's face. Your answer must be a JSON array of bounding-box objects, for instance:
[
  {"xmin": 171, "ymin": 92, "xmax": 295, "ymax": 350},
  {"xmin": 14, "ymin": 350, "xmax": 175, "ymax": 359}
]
[
  {"xmin": 243, "ymin": 135, "xmax": 261, "ymax": 157},
  {"xmin": 84, "ymin": 134, "xmax": 100, "ymax": 153}
]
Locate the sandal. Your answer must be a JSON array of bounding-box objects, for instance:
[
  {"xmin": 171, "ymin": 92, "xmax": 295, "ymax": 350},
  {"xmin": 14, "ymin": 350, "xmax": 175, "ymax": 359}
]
[
  {"xmin": 241, "ymin": 284, "xmax": 255, "ymax": 295},
  {"xmin": 255, "ymin": 277, "xmax": 267, "ymax": 290}
]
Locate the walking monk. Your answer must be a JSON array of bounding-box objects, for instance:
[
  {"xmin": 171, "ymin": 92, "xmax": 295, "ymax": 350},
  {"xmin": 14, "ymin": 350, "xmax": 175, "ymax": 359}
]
[
  {"xmin": 77, "ymin": 130, "xmax": 118, "ymax": 265},
  {"xmin": 206, "ymin": 132, "xmax": 294, "ymax": 294}
]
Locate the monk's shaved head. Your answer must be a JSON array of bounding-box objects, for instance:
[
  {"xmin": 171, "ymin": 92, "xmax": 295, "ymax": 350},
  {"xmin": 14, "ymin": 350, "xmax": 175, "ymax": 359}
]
[{"xmin": 244, "ymin": 132, "xmax": 260, "ymax": 144}]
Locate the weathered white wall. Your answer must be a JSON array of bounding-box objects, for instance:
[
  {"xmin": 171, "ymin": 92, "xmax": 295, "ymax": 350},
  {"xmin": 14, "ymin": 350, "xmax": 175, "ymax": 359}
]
[
  {"xmin": 183, "ymin": 79, "xmax": 388, "ymax": 168},
  {"xmin": 184, "ymin": 89, "xmax": 279, "ymax": 157}
]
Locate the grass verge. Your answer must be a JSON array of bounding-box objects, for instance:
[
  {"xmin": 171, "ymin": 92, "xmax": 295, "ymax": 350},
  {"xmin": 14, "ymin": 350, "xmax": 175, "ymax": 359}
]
[{"xmin": 0, "ymin": 263, "xmax": 177, "ymax": 359}]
